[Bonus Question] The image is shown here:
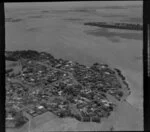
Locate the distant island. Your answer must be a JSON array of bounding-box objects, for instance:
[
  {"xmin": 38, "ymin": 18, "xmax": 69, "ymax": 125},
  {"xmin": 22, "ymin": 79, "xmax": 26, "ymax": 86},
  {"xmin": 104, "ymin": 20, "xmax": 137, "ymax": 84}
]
[
  {"xmin": 5, "ymin": 50, "xmax": 131, "ymax": 128},
  {"xmin": 84, "ymin": 22, "xmax": 143, "ymax": 31}
]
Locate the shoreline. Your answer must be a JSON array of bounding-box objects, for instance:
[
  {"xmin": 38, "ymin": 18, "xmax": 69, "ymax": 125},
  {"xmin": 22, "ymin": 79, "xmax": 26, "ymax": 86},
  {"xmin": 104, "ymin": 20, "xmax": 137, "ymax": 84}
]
[
  {"xmin": 5, "ymin": 50, "xmax": 142, "ymax": 131},
  {"xmin": 113, "ymin": 66, "xmax": 143, "ymax": 111},
  {"xmin": 84, "ymin": 22, "xmax": 143, "ymax": 31},
  {"xmin": 6, "ymin": 50, "xmax": 142, "ymax": 110}
]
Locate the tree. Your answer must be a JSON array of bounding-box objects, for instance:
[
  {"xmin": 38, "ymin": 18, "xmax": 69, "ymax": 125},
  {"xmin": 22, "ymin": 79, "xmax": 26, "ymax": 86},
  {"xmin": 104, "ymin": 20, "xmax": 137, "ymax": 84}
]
[{"xmin": 15, "ymin": 112, "xmax": 27, "ymax": 128}]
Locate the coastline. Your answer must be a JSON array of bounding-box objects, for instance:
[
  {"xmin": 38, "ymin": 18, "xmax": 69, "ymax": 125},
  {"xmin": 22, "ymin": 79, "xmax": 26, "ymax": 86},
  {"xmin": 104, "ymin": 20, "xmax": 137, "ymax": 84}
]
[
  {"xmin": 5, "ymin": 50, "xmax": 136, "ymax": 131},
  {"xmin": 112, "ymin": 65, "xmax": 143, "ymax": 111},
  {"xmin": 5, "ymin": 2, "xmax": 143, "ymax": 131}
]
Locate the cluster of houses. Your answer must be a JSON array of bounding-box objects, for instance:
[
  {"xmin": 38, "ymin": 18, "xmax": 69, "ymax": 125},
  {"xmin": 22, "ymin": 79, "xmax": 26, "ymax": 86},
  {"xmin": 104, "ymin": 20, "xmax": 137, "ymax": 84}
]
[{"xmin": 5, "ymin": 50, "xmax": 130, "ymax": 128}]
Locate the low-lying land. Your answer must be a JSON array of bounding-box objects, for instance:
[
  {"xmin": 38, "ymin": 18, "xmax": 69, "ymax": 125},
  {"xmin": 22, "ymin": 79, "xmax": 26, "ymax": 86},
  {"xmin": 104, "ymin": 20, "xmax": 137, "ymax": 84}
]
[
  {"xmin": 5, "ymin": 50, "xmax": 131, "ymax": 130},
  {"xmin": 84, "ymin": 22, "xmax": 143, "ymax": 30}
]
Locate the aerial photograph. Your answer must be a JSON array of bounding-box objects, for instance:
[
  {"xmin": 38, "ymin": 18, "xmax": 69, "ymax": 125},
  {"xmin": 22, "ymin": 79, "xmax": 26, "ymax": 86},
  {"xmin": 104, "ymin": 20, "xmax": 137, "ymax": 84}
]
[
  {"xmin": 148, "ymin": 24, "xmax": 150, "ymax": 77},
  {"xmin": 5, "ymin": 1, "xmax": 143, "ymax": 131}
]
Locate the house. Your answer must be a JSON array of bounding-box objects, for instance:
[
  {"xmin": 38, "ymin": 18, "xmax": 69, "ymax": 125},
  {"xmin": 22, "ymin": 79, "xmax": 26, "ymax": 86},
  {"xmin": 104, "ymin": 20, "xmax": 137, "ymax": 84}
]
[
  {"xmin": 36, "ymin": 105, "xmax": 44, "ymax": 109},
  {"xmin": 91, "ymin": 116, "xmax": 100, "ymax": 123},
  {"xmin": 82, "ymin": 116, "xmax": 90, "ymax": 122},
  {"xmin": 6, "ymin": 113, "xmax": 14, "ymax": 120},
  {"xmin": 74, "ymin": 114, "xmax": 82, "ymax": 121}
]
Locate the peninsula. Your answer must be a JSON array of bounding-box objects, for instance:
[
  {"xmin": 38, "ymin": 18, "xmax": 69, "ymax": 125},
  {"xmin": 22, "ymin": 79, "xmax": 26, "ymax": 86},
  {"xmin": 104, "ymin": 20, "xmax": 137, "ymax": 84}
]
[{"xmin": 5, "ymin": 50, "xmax": 131, "ymax": 128}]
